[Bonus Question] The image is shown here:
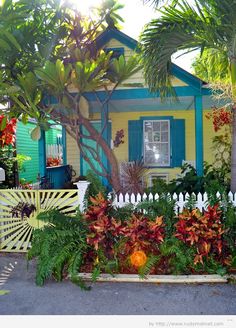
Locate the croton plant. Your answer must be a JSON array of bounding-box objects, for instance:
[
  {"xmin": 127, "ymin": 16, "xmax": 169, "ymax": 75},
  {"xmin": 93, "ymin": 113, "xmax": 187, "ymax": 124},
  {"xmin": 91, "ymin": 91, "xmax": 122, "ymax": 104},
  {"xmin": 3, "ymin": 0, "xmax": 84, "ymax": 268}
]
[{"xmin": 83, "ymin": 193, "xmax": 232, "ymax": 274}]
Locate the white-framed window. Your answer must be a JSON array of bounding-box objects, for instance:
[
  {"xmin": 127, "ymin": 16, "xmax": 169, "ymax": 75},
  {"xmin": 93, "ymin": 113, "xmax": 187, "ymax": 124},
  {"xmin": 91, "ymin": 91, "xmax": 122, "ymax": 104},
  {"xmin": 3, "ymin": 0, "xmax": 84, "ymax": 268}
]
[
  {"xmin": 148, "ymin": 173, "xmax": 169, "ymax": 187},
  {"xmin": 143, "ymin": 120, "xmax": 170, "ymax": 166}
]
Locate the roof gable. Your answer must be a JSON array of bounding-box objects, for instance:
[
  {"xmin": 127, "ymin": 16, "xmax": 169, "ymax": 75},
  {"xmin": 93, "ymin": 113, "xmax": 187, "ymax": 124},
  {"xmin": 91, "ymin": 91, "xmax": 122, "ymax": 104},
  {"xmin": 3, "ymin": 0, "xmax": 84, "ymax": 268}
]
[{"xmin": 96, "ymin": 28, "xmax": 206, "ymax": 91}]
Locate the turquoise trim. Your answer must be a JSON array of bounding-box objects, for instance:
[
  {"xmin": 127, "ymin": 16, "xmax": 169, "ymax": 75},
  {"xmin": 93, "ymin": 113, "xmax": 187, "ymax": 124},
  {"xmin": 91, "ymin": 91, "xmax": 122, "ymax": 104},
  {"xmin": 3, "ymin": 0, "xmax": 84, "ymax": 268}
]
[
  {"xmin": 101, "ymin": 103, "xmax": 110, "ymax": 187},
  {"xmin": 62, "ymin": 127, "xmax": 67, "ymax": 165},
  {"xmin": 38, "ymin": 129, "xmax": 46, "ymax": 177},
  {"xmin": 195, "ymin": 95, "xmax": 203, "ymax": 176},
  {"xmin": 95, "ymin": 28, "xmax": 205, "ymax": 88},
  {"xmin": 105, "ymin": 47, "xmax": 124, "ymax": 57},
  {"xmin": 96, "ymin": 28, "xmax": 138, "ymax": 51},
  {"xmin": 44, "ymin": 88, "xmax": 212, "ymax": 107},
  {"xmin": 83, "ymin": 87, "xmax": 211, "ymax": 102},
  {"xmin": 171, "ymin": 64, "xmax": 205, "ymax": 91}
]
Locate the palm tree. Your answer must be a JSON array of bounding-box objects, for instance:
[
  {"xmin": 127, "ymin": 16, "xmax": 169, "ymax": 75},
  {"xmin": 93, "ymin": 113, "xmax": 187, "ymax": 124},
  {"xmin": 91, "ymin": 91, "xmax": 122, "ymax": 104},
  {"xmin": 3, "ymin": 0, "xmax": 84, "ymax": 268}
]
[{"xmin": 141, "ymin": 0, "xmax": 236, "ymax": 191}]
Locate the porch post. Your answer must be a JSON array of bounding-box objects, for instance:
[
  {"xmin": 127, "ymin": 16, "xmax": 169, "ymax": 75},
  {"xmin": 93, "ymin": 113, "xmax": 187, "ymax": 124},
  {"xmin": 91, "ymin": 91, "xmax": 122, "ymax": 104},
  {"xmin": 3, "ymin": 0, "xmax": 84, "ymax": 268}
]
[
  {"xmin": 101, "ymin": 103, "xmax": 109, "ymax": 187},
  {"xmin": 194, "ymin": 95, "xmax": 203, "ymax": 176},
  {"xmin": 38, "ymin": 129, "xmax": 47, "ymax": 177},
  {"xmin": 62, "ymin": 126, "xmax": 67, "ymax": 165}
]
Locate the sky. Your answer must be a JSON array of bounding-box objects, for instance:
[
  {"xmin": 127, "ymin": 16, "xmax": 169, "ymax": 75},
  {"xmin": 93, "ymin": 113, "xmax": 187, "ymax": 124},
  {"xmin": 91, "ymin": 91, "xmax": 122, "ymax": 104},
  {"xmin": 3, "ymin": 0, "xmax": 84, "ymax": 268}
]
[{"xmin": 69, "ymin": 0, "xmax": 199, "ymax": 73}]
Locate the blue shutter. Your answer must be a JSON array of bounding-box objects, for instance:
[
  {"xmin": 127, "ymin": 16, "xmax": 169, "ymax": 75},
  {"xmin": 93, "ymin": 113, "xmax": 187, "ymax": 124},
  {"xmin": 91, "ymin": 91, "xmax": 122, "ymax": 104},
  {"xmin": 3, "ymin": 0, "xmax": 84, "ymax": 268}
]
[
  {"xmin": 171, "ymin": 119, "xmax": 185, "ymax": 167},
  {"xmin": 128, "ymin": 120, "xmax": 143, "ymax": 161}
]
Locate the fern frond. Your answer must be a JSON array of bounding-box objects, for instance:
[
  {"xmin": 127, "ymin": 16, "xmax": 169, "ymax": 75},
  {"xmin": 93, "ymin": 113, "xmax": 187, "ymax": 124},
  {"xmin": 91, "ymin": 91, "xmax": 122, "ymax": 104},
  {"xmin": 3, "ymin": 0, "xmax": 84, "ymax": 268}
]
[
  {"xmin": 91, "ymin": 267, "xmax": 101, "ymax": 282},
  {"xmin": 138, "ymin": 255, "xmax": 160, "ymax": 279}
]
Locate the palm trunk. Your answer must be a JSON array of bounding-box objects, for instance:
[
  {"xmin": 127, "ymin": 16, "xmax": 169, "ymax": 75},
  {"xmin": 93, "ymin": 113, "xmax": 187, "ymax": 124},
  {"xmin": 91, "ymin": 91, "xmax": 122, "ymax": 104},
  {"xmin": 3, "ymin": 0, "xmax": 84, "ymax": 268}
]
[{"xmin": 230, "ymin": 58, "xmax": 236, "ymax": 192}]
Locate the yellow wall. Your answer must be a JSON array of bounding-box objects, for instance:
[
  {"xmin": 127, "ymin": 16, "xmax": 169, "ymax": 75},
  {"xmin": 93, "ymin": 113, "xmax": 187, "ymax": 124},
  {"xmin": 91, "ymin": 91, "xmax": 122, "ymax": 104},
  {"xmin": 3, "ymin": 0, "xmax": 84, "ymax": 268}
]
[
  {"xmin": 66, "ymin": 109, "xmax": 216, "ymax": 181},
  {"xmin": 66, "ymin": 133, "xmax": 80, "ymax": 176}
]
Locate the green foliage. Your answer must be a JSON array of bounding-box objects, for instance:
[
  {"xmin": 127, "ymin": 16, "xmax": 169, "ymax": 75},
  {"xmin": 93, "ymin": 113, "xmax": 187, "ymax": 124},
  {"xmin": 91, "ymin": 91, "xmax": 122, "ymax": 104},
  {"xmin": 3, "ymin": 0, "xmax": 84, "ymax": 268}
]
[
  {"xmin": 27, "ymin": 209, "xmax": 90, "ymax": 288},
  {"xmin": 220, "ymin": 200, "xmax": 236, "ymax": 254},
  {"xmin": 83, "ymin": 170, "xmax": 107, "ymax": 208},
  {"xmin": 16, "ymin": 153, "xmax": 31, "ymax": 172},
  {"xmin": 138, "ymin": 254, "xmax": 160, "ymax": 279},
  {"xmin": 194, "ymin": 255, "xmax": 228, "ymax": 275},
  {"xmin": 145, "ymin": 177, "xmax": 169, "ymax": 195},
  {"xmin": 0, "ymin": 146, "xmax": 17, "ymax": 188},
  {"xmin": 159, "ymin": 237, "xmax": 195, "ymax": 274},
  {"xmin": 192, "ymin": 48, "xmax": 229, "ymax": 83},
  {"xmin": 136, "ymin": 194, "xmax": 176, "ymax": 237},
  {"xmin": 167, "ymin": 163, "xmax": 229, "ymax": 196},
  {"xmin": 109, "ymin": 203, "xmax": 135, "ymax": 222}
]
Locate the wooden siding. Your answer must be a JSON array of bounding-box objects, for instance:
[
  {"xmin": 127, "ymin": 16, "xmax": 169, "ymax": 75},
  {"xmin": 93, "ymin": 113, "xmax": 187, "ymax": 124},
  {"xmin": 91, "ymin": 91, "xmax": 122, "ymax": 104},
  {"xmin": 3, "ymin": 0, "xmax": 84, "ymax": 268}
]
[
  {"xmin": 16, "ymin": 121, "xmax": 39, "ymax": 182},
  {"xmin": 66, "ymin": 133, "xmax": 80, "ymax": 176},
  {"xmin": 69, "ymin": 109, "xmax": 215, "ymax": 181}
]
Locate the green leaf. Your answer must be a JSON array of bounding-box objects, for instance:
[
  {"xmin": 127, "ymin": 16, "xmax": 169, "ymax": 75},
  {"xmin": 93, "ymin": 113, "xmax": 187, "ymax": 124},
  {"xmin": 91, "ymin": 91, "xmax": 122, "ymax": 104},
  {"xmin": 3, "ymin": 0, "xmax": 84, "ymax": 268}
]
[
  {"xmin": 3, "ymin": 30, "xmax": 21, "ymax": 51},
  {"xmin": 0, "ymin": 115, "xmax": 7, "ymax": 131},
  {"xmin": 31, "ymin": 126, "xmax": 41, "ymax": 140},
  {"xmin": 21, "ymin": 113, "xmax": 28, "ymax": 125},
  {"xmin": 0, "ymin": 290, "xmax": 10, "ymax": 296},
  {"xmin": 56, "ymin": 59, "xmax": 65, "ymax": 85}
]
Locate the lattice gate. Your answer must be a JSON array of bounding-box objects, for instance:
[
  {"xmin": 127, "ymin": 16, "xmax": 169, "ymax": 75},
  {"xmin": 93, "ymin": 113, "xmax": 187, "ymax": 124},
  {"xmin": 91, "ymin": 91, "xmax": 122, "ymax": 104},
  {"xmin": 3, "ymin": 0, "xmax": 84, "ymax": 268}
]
[{"xmin": 0, "ymin": 189, "xmax": 79, "ymax": 252}]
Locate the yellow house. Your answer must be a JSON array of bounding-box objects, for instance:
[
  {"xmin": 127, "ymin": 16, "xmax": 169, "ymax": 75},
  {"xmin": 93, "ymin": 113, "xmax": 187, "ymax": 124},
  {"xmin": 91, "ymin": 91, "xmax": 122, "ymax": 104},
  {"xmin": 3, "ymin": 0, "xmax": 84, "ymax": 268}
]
[{"xmin": 64, "ymin": 28, "xmax": 217, "ymax": 188}]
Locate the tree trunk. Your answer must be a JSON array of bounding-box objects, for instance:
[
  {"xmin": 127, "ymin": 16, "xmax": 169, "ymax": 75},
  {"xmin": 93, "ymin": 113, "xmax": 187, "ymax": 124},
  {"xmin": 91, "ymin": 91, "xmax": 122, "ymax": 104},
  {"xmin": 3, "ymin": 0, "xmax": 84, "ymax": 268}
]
[{"xmin": 77, "ymin": 116, "xmax": 122, "ymax": 193}]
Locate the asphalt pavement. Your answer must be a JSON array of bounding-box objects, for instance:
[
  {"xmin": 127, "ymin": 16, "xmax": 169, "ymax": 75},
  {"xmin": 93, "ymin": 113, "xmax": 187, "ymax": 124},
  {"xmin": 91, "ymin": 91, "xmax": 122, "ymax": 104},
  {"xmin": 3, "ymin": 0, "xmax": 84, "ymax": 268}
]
[{"xmin": 0, "ymin": 253, "xmax": 236, "ymax": 315}]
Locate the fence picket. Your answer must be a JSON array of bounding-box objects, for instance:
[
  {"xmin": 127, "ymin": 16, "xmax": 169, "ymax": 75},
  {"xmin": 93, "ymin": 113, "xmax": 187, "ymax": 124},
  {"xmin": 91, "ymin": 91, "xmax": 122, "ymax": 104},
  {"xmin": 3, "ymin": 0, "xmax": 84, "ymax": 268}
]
[{"xmin": 112, "ymin": 191, "xmax": 235, "ymax": 214}]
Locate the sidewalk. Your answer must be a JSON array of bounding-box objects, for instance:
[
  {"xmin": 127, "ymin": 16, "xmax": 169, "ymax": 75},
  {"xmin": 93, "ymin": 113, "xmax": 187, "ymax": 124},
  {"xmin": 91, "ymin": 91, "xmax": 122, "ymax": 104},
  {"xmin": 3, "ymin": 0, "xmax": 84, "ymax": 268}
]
[{"xmin": 0, "ymin": 253, "xmax": 236, "ymax": 315}]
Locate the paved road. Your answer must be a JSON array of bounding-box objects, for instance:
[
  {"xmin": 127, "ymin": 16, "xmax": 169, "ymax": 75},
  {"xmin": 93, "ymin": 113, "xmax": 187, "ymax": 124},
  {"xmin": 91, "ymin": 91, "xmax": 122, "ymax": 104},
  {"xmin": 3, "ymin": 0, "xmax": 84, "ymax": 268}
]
[{"xmin": 0, "ymin": 253, "xmax": 236, "ymax": 315}]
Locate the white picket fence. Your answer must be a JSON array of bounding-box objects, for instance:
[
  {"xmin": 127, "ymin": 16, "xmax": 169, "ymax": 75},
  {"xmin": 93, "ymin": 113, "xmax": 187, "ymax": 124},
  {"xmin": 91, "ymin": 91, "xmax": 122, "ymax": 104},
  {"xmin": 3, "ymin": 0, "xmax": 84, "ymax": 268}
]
[{"xmin": 112, "ymin": 191, "xmax": 236, "ymax": 214}]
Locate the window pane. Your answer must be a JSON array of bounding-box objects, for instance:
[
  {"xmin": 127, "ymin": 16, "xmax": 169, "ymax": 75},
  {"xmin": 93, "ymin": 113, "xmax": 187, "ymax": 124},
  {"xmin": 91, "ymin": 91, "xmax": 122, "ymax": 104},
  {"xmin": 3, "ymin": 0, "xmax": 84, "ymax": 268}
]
[
  {"xmin": 161, "ymin": 131, "xmax": 168, "ymax": 142},
  {"xmin": 144, "ymin": 121, "xmax": 152, "ymax": 132},
  {"xmin": 161, "ymin": 121, "xmax": 168, "ymax": 132},
  {"xmin": 153, "ymin": 131, "xmax": 160, "ymax": 142},
  {"xmin": 144, "ymin": 120, "xmax": 170, "ymax": 166},
  {"xmin": 153, "ymin": 121, "xmax": 160, "ymax": 131}
]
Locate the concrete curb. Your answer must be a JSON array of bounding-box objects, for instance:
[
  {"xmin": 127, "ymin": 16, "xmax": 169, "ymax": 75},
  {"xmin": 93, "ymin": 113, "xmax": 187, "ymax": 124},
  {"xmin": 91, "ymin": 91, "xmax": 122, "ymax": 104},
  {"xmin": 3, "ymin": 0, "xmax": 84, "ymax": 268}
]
[{"xmin": 78, "ymin": 273, "xmax": 236, "ymax": 284}]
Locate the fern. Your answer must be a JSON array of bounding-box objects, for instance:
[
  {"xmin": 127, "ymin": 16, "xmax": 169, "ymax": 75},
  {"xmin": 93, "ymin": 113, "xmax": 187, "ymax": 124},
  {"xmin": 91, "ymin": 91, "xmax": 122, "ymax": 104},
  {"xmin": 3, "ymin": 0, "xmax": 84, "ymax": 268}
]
[
  {"xmin": 27, "ymin": 209, "xmax": 89, "ymax": 289},
  {"xmin": 138, "ymin": 255, "xmax": 160, "ymax": 279},
  {"xmin": 160, "ymin": 237, "xmax": 195, "ymax": 274},
  {"xmin": 91, "ymin": 267, "xmax": 101, "ymax": 282}
]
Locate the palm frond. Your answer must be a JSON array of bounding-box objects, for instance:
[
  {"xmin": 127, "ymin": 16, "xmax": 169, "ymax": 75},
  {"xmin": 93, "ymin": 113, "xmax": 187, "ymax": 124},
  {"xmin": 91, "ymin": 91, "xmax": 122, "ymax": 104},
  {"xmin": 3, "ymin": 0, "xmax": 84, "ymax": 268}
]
[{"xmin": 141, "ymin": 0, "xmax": 236, "ymax": 96}]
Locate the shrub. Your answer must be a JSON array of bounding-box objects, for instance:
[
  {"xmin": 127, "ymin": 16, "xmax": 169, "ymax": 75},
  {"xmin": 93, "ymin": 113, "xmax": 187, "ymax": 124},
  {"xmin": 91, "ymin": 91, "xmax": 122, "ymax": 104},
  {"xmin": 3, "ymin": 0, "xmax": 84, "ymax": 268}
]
[
  {"xmin": 175, "ymin": 205, "xmax": 227, "ymax": 266},
  {"xmin": 27, "ymin": 209, "xmax": 90, "ymax": 289}
]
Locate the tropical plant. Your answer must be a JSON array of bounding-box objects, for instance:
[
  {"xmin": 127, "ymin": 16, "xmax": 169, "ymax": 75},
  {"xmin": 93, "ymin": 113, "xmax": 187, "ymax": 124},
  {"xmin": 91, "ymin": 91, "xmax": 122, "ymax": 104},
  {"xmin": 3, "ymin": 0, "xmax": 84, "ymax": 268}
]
[
  {"xmin": 27, "ymin": 209, "xmax": 90, "ymax": 289},
  {"xmin": 83, "ymin": 170, "xmax": 107, "ymax": 208},
  {"xmin": 141, "ymin": 0, "xmax": 236, "ymax": 191},
  {"xmin": 136, "ymin": 194, "xmax": 176, "ymax": 237},
  {"xmin": 120, "ymin": 160, "xmax": 147, "ymax": 194},
  {"xmin": 0, "ymin": 1, "xmax": 141, "ymax": 192},
  {"xmin": 175, "ymin": 205, "xmax": 227, "ymax": 266}
]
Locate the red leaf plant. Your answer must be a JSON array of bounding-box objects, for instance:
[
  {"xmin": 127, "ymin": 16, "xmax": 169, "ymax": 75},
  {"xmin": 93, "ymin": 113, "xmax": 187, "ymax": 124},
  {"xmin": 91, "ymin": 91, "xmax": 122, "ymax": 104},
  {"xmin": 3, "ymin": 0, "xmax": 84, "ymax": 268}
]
[
  {"xmin": 175, "ymin": 205, "xmax": 226, "ymax": 265},
  {"xmin": 0, "ymin": 115, "xmax": 17, "ymax": 147},
  {"xmin": 84, "ymin": 193, "xmax": 165, "ymax": 272}
]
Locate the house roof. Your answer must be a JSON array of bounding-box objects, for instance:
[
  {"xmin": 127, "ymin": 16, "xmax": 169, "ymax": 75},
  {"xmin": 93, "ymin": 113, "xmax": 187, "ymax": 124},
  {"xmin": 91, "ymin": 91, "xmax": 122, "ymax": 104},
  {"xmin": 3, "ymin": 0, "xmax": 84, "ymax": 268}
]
[{"xmin": 95, "ymin": 27, "xmax": 207, "ymax": 92}]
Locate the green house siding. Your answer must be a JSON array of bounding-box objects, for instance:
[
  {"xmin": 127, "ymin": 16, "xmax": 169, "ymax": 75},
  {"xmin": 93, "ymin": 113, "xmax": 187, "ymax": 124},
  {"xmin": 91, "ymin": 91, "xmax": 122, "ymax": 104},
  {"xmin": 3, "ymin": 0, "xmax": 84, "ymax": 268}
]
[
  {"xmin": 16, "ymin": 122, "xmax": 62, "ymax": 183},
  {"xmin": 16, "ymin": 121, "xmax": 39, "ymax": 182},
  {"xmin": 46, "ymin": 126, "xmax": 62, "ymax": 144}
]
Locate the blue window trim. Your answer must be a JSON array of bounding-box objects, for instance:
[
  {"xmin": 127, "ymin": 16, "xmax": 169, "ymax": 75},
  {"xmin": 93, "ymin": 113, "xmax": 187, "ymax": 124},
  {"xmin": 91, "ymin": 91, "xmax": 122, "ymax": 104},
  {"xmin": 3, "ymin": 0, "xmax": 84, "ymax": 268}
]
[
  {"xmin": 105, "ymin": 47, "xmax": 124, "ymax": 58},
  {"xmin": 140, "ymin": 116, "xmax": 174, "ymax": 168}
]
